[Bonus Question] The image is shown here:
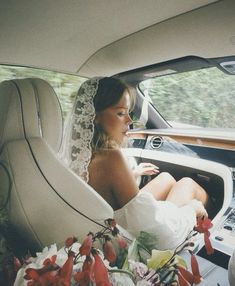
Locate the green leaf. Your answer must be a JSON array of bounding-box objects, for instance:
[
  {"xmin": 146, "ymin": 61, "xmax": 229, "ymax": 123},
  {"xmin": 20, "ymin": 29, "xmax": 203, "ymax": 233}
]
[
  {"xmin": 147, "ymin": 249, "xmax": 186, "ymax": 270},
  {"xmin": 137, "ymin": 231, "xmax": 158, "ymax": 252},
  {"xmin": 122, "ymin": 239, "xmax": 140, "ymax": 271}
]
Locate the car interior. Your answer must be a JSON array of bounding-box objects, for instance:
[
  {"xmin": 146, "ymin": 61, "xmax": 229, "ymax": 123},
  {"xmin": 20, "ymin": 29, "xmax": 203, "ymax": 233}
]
[
  {"xmin": 119, "ymin": 54, "xmax": 235, "ymax": 268},
  {"xmin": 0, "ymin": 0, "xmax": 234, "ymax": 284},
  {"xmin": 0, "ymin": 78, "xmax": 113, "ymax": 251}
]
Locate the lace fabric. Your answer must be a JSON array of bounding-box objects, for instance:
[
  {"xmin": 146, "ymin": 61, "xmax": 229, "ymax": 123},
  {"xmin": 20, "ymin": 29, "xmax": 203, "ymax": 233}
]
[{"xmin": 60, "ymin": 78, "xmax": 101, "ymax": 182}]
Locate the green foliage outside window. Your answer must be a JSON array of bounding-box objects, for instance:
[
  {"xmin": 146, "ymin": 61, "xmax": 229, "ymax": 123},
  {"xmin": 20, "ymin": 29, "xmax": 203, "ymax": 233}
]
[
  {"xmin": 140, "ymin": 67, "xmax": 235, "ymax": 128},
  {"xmin": 0, "ymin": 65, "xmax": 86, "ymax": 119}
]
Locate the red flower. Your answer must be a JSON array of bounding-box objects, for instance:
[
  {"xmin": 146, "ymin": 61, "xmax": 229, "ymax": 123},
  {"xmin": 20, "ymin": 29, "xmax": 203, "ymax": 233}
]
[
  {"xmin": 194, "ymin": 217, "xmax": 214, "ymax": 255},
  {"xmin": 177, "ymin": 271, "xmax": 190, "ymax": 286},
  {"xmin": 103, "ymin": 240, "xmax": 116, "ymax": 263},
  {"xmin": 93, "ymin": 252, "xmax": 112, "ymax": 286},
  {"xmin": 79, "ymin": 233, "xmax": 93, "ymax": 256},
  {"xmin": 116, "ymin": 234, "xmax": 127, "ymax": 249},
  {"xmin": 24, "ymin": 268, "xmax": 39, "ymax": 280},
  {"xmin": 65, "ymin": 236, "xmax": 77, "ymax": 248},
  {"xmin": 57, "ymin": 250, "xmax": 75, "ymax": 286},
  {"xmin": 74, "ymin": 255, "xmax": 95, "ymax": 285},
  {"xmin": 24, "ymin": 267, "xmax": 57, "ymax": 285},
  {"xmin": 23, "ymin": 254, "xmax": 59, "ymax": 285},
  {"xmin": 194, "ymin": 217, "xmax": 213, "ymax": 233},
  {"xmin": 204, "ymin": 231, "xmax": 214, "ymax": 255},
  {"xmin": 23, "ymin": 252, "xmax": 73, "ymax": 286},
  {"xmin": 73, "ymin": 271, "xmax": 91, "ymax": 286},
  {"xmin": 177, "ymin": 266, "xmax": 194, "ymax": 284},
  {"xmin": 190, "ymin": 253, "xmax": 201, "ymax": 284}
]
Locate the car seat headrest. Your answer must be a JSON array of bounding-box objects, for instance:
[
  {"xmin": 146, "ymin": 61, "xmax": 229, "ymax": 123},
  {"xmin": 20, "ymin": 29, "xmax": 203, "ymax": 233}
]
[{"xmin": 0, "ymin": 78, "xmax": 63, "ymax": 153}]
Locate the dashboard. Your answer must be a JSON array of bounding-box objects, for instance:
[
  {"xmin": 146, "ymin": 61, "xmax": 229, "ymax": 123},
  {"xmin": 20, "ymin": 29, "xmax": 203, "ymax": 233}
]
[{"xmin": 128, "ymin": 130, "xmax": 235, "ymax": 166}]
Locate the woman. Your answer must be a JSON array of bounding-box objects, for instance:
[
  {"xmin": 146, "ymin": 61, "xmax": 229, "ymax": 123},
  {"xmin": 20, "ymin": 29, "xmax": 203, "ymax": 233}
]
[{"xmin": 62, "ymin": 77, "xmax": 209, "ymax": 249}]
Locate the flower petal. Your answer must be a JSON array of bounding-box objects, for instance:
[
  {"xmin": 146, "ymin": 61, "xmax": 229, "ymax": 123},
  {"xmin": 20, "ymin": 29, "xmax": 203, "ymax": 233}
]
[
  {"xmin": 103, "ymin": 240, "xmax": 116, "ymax": 263},
  {"xmin": 93, "ymin": 253, "xmax": 112, "ymax": 286},
  {"xmin": 177, "ymin": 271, "xmax": 190, "ymax": 286},
  {"xmin": 190, "ymin": 253, "xmax": 201, "ymax": 284},
  {"xmin": 195, "ymin": 217, "xmax": 213, "ymax": 233},
  {"xmin": 204, "ymin": 232, "xmax": 214, "ymax": 255},
  {"xmin": 116, "ymin": 234, "xmax": 127, "ymax": 249},
  {"xmin": 65, "ymin": 236, "xmax": 77, "ymax": 248},
  {"xmin": 178, "ymin": 266, "xmax": 194, "ymax": 284},
  {"xmin": 58, "ymin": 250, "xmax": 74, "ymax": 283},
  {"xmin": 79, "ymin": 234, "xmax": 93, "ymax": 256}
]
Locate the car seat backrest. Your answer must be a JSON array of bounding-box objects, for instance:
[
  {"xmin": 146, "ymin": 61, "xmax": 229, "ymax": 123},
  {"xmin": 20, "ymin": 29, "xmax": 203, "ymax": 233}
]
[{"xmin": 0, "ymin": 78, "xmax": 63, "ymax": 153}]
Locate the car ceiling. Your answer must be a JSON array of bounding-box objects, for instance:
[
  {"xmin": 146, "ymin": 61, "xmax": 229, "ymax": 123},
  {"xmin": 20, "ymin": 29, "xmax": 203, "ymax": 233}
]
[{"xmin": 1, "ymin": 0, "xmax": 234, "ymax": 78}]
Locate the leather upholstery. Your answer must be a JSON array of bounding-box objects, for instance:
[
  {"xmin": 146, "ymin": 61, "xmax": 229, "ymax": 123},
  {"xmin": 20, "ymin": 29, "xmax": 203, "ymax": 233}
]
[
  {"xmin": 0, "ymin": 78, "xmax": 63, "ymax": 152},
  {"xmin": 0, "ymin": 78, "xmax": 113, "ymax": 252}
]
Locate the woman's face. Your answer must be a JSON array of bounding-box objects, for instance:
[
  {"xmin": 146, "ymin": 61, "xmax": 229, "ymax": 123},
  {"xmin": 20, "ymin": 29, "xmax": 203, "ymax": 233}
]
[{"xmin": 96, "ymin": 90, "xmax": 132, "ymax": 145}]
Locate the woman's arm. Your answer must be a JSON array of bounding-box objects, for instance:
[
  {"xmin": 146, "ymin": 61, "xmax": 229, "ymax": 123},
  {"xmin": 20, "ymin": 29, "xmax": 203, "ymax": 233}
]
[{"xmin": 107, "ymin": 149, "xmax": 140, "ymax": 209}]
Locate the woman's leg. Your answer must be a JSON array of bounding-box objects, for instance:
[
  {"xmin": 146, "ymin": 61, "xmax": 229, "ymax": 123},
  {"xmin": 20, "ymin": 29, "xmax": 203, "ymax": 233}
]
[
  {"xmin": 141, "ymin": 172, "xmax": 176, "ymax": 200},
  {"xmin": 166, "ymin": 177, "xmax": 208, "ymax": 207}
]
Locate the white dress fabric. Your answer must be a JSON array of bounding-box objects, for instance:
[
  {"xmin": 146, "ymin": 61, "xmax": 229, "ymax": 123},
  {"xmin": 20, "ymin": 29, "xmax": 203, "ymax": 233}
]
[{"xmin": 114, "ymin": 191, "xmax": 196, "ymax": 250}]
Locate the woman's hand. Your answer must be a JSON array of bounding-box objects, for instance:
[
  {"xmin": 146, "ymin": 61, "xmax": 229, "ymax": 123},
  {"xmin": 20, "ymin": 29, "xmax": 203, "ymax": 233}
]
[
  {"xmin": 188, "ymin": 199, "xmax": 208, "ymax": 219},
  {"xmin": 133, "ymin": 162, "xmax": 159, "ymax": 178}
]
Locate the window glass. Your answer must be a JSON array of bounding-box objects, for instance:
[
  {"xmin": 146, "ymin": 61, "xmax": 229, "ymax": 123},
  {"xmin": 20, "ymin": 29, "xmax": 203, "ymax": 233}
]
[
  {"xmin": 0, "ymin": 65, "xmax": 86, "ymax": 118},
  {"xmin": 139, "ymin": 67, "xmax": 235, "ymax": 128}
]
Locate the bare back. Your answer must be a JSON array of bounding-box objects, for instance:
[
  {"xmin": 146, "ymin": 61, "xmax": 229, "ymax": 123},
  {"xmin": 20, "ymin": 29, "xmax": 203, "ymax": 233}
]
[{"xmin": 88, "ymin": 149, "xmax": 139, "ymax": 210}]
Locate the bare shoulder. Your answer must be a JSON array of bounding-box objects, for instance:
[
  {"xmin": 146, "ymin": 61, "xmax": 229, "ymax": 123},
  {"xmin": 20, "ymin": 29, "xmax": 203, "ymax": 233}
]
[
  {"xmin": 100, "ymin": 149, "xmax": 128, "ymax": 172},
  {"xmin": 89, "ymin": 148, "xmax": 126, "ymax": 175},
  {"xmin": 103, "ymin": 148, "xmax": 125, "ymax": 160}
]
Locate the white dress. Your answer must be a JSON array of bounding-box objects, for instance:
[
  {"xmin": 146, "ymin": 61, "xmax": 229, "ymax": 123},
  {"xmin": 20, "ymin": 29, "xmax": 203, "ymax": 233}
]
[{"xmin": 114, "ymin": 191, "xmax": 196, "ymax": 250}]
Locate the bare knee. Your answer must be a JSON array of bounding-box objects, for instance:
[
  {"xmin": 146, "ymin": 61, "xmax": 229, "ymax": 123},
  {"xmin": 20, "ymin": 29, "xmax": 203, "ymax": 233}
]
[
  {"xmin": 141, "ymin": 172, "xmax": 176, "ymax": 201},
  {"xmin": 157, "ymin": 172, "xmax": 176, "ymax": 186},
  {"xmin": 176, "ymin": 177, "xmax": 208, "ymax": 203},
  {"xmin": 177, "ymin": 177, "xmax": 197, "ymax": 196},
  {"xmin": 178, "ymin": 177, "xmax": 194, "ymax": 187},
  {"xmin": 166, "ymin": 177, "xmax": 197, "ymax": 206}
]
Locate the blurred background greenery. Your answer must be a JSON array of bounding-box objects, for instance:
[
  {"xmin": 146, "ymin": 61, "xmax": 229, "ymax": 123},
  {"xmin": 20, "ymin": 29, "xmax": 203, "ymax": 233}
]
[
  {"xmin": 0, "ymin": 65, "xmax": 86, "ymax": 119},
  {"xmin": 0, "ymin": 64, "xmax": 234, "ymax": 129},
  {"xmin": 140, "ymin": 67, "xmax": 235, "ymax": 129}
]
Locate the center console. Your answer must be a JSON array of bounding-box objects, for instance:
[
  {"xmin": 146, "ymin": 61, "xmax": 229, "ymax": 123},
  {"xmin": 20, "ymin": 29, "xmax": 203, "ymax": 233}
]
[
  {"xmin": 198, "ymin": 174, "xmax": 235, "ymax": 270},
  {"xmin": 211, "ymin": 169, "xmax": 235, "ymax": 256},
  {"xmin": 211, "ymin": 199, "xmax": 235, "ymax": 256}
]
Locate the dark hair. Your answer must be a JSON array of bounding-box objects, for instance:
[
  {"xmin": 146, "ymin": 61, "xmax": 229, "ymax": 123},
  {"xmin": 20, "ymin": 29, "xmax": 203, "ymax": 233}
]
[
  {"xmin": 94, "ymin": 77, "xmax": 128, "ymax": 112},
  {"xmin": 92, "ymin": 77, "xmax": 134, "ymax": 151}
]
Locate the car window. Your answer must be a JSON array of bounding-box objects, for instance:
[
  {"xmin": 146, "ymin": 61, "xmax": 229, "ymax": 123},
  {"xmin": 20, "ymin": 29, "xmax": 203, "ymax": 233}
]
[
  {"xmin": 139, "ymin": 67, "xmax": 235, "ymax": 128},
  {"xmin": 0, "ymin": 65, "xmax": 86, "ymax": 119}
]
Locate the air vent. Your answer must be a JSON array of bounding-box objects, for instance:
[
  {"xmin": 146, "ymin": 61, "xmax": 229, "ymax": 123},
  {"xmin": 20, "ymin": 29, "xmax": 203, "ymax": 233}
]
[{"xmin": 150, "ymin": 136, "xmax": 163, "ymax": 149}]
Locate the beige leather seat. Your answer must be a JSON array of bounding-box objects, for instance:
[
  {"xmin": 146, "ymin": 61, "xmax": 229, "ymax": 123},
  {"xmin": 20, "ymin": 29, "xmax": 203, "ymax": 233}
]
[{"xmin": 0, "ymin": 78, "xmax": 113, "ymax": 253}]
